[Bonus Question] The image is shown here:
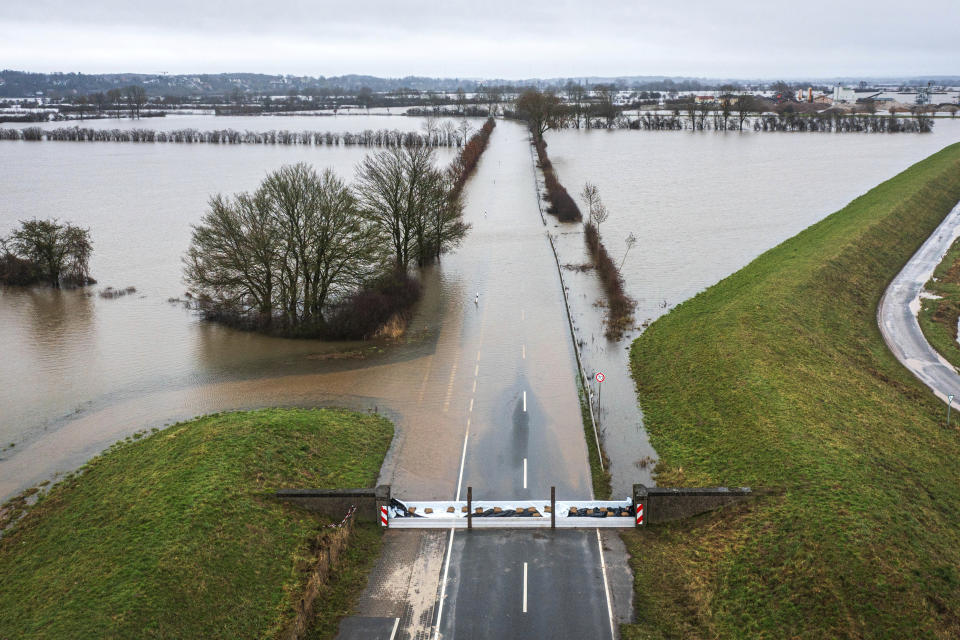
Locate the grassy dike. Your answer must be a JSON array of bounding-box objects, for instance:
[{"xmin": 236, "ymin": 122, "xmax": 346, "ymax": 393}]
[
  {"xmin": 918, "ymin": 236, "xmax": 960, "ymax": 370},
  {"xmin": 623, "ymin": 142, "xmax": 960, "ymax": 639},
  {"xmin": 0, "ymin": 408, "xmax": 392, "ymax": 639}
]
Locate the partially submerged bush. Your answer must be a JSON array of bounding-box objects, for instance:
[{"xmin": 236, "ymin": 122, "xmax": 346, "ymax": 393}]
[
  {"xmin": 322, "ymin": 271, "xmax": 422, "ymax": 340},
  {"xmin": 585, "ymin": 222, "xmax": 633, "ymax": 338},
  {"xmin": 0, "ymin": 218, "xmax": 94, "ymax": 287},
  {"xmin": 533, "ymin": 136, "xmax": 582, "ymax": 222}
]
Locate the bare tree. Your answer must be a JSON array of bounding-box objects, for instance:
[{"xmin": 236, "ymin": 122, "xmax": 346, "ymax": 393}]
[
  {"xmin": 565, "ymin": 81, "xmax": 587, "ymax": 128},
  {"xmin": 422, "ymin": 115, "xmax": 439, "ymax": 144},
  {"xmin": 126, "ymin": 85, "xmax": 147, "ymax": 119},
  {"xmin": 106, "ymin": 88, "xmax": 122, "ymax": 118},
  {"xmin": 515, "ymin": 89, "xmax": 562, "ymax": 138},
  {"xmin": 457, "ymin": 119, "xmax": 473, "ymax": 146},
  {"xmin": 4, "ymin": 219, "xmax": 92, "ymax": 287},
  {"xmin": 184, "ymin": 163, "xmax": 377, "ymax": 330},
  {"xmin": 735, "ymin": 95, "xmax": 756, "ymax": 130},
  {"xmin": 619, "ymin": 232, "xmax": 637, "ymax": 271},
  {"xmin": 580, "ymin": 182, "xmax": 600, "ymax": 217},
  {"xmin": 355, "ymin": 146, "xmax": 466, "ymax": 270},
  {"xmin": 592, "ymin": 202, "xmax": 610, "ymax": 237}
]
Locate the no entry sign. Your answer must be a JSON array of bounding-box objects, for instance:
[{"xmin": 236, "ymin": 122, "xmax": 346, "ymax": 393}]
[{"xmin": 595, "ymin": 372, "xmax": 605, "ymax": 383}]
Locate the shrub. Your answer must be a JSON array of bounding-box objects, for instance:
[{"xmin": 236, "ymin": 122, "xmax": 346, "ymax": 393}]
[
  {"xmin": 533, "ymin": 136, "xmax": 582, "ymax": 222},
  {"xmin": 321, "ymin": 271, "xmax": 422, "ymax": 341},
  {"xmin": 585, "ymin": 222, "xmax": 633, "ymax": 338}
]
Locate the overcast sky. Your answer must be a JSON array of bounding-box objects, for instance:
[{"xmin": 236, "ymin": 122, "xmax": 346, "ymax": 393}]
[{"xmin": 3, "ymin": 0, "xmax": 958, "ymax": 79}]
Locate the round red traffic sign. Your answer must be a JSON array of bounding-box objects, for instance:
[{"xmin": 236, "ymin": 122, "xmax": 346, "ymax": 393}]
[{"xmin": 595, "ymin": 372, "xmax": 605, "ymax": 383}]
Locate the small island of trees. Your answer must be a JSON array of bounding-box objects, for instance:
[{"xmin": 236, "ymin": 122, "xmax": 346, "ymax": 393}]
[
  {"xmin": 0, "ymin": 219, "xmax": 94, "ymax": 287},
  {"xmin": 184, "ymin": 119, "xmax": 495, "ymax": 340}
]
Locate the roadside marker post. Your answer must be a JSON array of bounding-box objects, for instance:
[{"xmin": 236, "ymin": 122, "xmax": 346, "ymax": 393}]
[
  {"xmin": 595, "ymin": 372, "xmax": 605, "ymax": 422},
  {"xmin": 948, "ymin": 394, "xmax": 955, "ymax": 427},
  {"xmin": 380, "ymin": 505, "xmax": 389, "ymax": 528},
  {"xmin": 635, "ymin": 503, "xmax": 644, "ymax": 527},
  {"xmin": 550, "ymin": 486, "xmax": 556, "ymax": 530}
]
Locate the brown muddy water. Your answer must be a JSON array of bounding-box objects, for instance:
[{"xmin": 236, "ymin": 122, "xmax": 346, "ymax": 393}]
[
  {"xmin": 0, "ymin": 118, "xmax": 591, "ymax": 504},
  {"xmin": 4, "ymin": 115, "xmax": 960, "ymax": 502},
  {"xmin": 544, "ymin": 121, "xmax": 960, "ymax": 495},
  {"xmin": 0, "ymin": 131, "xmax": 463, "ymax": 500}
]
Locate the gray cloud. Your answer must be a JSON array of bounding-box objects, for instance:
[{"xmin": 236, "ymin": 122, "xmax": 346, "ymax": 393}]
[{"xmin": 2, "ymin": 1, "xmax": 958, "ymax": 78}]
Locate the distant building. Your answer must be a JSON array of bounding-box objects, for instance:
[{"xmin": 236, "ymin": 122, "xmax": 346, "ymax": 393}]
[{"xmin": 832, "ymin": 86, "xmax": 856, "ymax": 103}]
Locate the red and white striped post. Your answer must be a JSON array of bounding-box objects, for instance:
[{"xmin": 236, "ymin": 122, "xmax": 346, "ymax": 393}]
[
  {"xmin": 380, "ymin": 504, "xmax": 389, "ymax": 527},
  {"xmin": 635, "ymin": 503, "xmax": 644, "ymax": 526}
]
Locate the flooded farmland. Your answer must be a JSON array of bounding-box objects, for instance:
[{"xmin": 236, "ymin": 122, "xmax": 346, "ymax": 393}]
[
  {"xmin": 3, "ymin": 114, "xmax": 960, "ymax": 500},
  {"xmin": 545, "ymin": 120, "xmax": 960, "ymax": 494}
]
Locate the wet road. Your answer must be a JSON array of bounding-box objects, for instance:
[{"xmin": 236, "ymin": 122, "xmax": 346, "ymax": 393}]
[
  {"xmin": 878, "ymin": 200, "xmax": 960, "ymax": 402},
  {"xmin": 430, "ymin": 121, "xmax": 614, "ymax": 640},
  {"xmin": 340, "ymin": 121, "xmax": 620, "ymax": 640}
]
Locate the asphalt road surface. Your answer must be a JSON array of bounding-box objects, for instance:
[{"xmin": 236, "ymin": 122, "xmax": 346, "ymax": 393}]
[
  {"xmin": 879, "ymin": 200, "xmax": 960, "ymax": 402},
  {"xmin": 340, "ymin": 120, "xmax": 622, "ymax": 640}
]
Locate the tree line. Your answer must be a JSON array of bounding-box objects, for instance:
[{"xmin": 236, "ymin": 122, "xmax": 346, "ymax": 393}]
[
  {"xmin": 515, "ymin": 90, "xmax": 583, "ymax": 223},
  {"xmin": 184, "ymin": 118, "xmax": 495, "ymax": 339},
  {"xmin": 0, "ymin": 219, "xmax": 94, "ymax": 287},
  {"xmin": 509, "ymin": 88, "xmax": 936, "ymax": 134},
  {"xmin": 1, "ymin": 126, "xmax": 482, "ymax": 147}
]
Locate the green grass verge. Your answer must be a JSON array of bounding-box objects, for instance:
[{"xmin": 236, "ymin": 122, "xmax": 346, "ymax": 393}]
[
  {"xmin": 577, "ymin": 375, "xmax": 612, "ymax": 499},
  {"xmin": 623, "ymin": 142, "xmax": 960, "ymax": 639},
  {"xmin": 0, "ymin": 408, "xmax": 392, "ymax": 639},
  {"xmin": 918, "ymin": 235, "xmax": 960, "ymax": 372}
]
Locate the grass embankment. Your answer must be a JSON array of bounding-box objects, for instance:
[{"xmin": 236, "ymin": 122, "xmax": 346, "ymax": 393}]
[
  {"xmin": 918, "ymin": 235, "xmax": 960, "ymax": 371},
  {"xmin": 624, "ymin": 142, "xmax": 960, "ymax": 639},
  {"xmin": 0, "ymin": 408, "xmax": 392, "ymax": 639}
]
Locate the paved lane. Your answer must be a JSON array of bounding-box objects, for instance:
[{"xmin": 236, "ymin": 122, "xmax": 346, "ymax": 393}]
[
  {"xmin": 432, "ymin": 121, "xmax": 614, "ymax": 640},
  {"xmin": 342, "ymin": 120, "xmax": 619, "ymax": 640},
  {"xmin": 878, "ymin": 200, "xmax": 960, "ymax": 402}
]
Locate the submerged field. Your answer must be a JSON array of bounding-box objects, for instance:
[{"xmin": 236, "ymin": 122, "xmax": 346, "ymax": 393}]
[
  {"xmin": 625, "ymin": 142, "xmax": 960, "ymax": 638},
  {"xmin": 0, "ymin": 408, "xmax": 392, "ymax": 639}
]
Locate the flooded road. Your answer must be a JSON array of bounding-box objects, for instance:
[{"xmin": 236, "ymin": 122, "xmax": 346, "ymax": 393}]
[{"xmin": 545, "ymin": 121, "xmax": 960, "ymax": 494}]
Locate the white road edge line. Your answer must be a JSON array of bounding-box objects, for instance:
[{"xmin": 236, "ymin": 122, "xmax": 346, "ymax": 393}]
[
  {"xmin": 523, "ymin": 391, "xmax": 527, "ymax": 412},
  {"xmin": 522, "ymin": 562, "xmax": 528, "ymax": 613},
  {"xmin": 522, "ymin": 344, "xmax": 526, "ymax": 359},
  {"xmin": 456, "ymin": 419, "xmax": 470, "ymax": 501},
  {"xmin": 474, "ymin": 364, "xmax": 479, "ymax": 376},
  {"xmin": 469, "ymin": 398, "xmax": 474, "ymax": 412},
  {"xmin": 389, "ymin": 616, "xmax": 400, "ymax": 640},
  {"xmin": 473, "ymin": 379, "xmax": 477, "ymax": 393},
  {"xmin": 523, "ymin": 458, "xmax": 527, "ymax": 489},
  {"xmin": 596, "ymin": 529, "xmax": 616, "ymax": 640},
  {"xmin": 433, "ymin": 528, "xmax": 456, "ymax": 640}
]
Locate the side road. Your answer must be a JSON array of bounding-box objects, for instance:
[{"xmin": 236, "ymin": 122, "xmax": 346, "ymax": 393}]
[{"xmin": 878, "ymin": 200, "xmax": 960, "ymax": 402}]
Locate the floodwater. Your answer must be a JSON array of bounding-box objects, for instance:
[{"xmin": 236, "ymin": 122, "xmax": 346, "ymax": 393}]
[
  {"xmin": 545, "ymin": 120, "xmax": 960, "ymax": 494},
  {"xmin": 0, "ymin": 118, "xmax": 592, "ymax": 504},
  {"xmin": 4, "ymin": 114, "xmax": 960, "ymax": 502},
  {"xmin": 0, "ymin": 131, "xmax": 457, "ymax": 500}
]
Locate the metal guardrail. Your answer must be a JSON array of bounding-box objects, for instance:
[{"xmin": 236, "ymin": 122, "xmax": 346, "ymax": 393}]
[{"xmin": 386, "ymin": 495, "xmax": 635, "ymax": 529}]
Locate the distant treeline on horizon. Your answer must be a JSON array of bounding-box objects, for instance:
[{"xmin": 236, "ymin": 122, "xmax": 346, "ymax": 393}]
[{"xmin": 2, "ymin": 69, "xmax": 959, "ymax": 99}]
